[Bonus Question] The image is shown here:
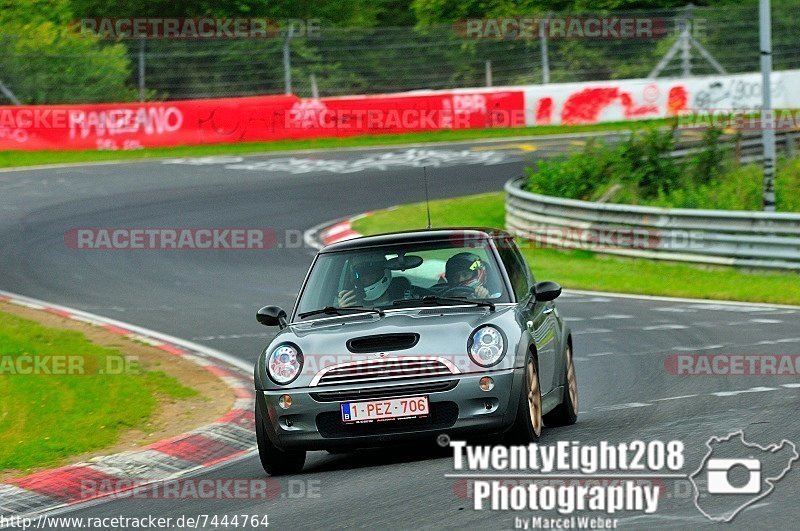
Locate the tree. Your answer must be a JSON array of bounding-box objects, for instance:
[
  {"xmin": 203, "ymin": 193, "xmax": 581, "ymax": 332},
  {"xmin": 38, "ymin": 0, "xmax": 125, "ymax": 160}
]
[{"xmin": 0, "ymin": 0, "xmax": 137, "ymax": 103}]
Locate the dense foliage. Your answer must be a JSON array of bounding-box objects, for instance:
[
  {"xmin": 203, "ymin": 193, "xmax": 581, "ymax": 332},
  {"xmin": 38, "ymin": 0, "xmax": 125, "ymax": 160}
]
[
  {"xmin": 0, "ymin": 0, "xmax": 137, "ymax": 103},
  {"xmin": 525, "ymin": 126, "xmax": 800, "ymax": 212},
  {"xmin": 0, "ymin": 0, "xmax": 794, "ymax": 103}
]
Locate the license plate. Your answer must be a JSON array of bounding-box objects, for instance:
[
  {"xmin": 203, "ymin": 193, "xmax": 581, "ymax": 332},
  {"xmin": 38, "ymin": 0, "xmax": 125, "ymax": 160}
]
[{"xmin": 340, "ymin": 396, "xmax": 430, "ymax": 424}]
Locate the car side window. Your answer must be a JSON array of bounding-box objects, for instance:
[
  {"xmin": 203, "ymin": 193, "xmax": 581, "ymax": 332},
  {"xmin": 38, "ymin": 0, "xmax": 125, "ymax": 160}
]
[
  {"xmin": 511, "ymin": 242, "xmax": 535, "ymax": 288},
  {"xmin": 497, "ymin": 239, "xmax": 530, "ymax": 301}
]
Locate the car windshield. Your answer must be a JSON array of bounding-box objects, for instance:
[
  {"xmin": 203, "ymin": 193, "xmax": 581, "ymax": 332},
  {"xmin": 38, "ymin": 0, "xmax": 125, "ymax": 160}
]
[{"xmin": 294, "ymin": 238, "xmax": 511, "ymax": 319}]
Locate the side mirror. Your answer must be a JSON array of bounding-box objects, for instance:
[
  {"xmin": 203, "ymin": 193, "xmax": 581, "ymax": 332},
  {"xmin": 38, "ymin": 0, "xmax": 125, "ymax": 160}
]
[
  {"xmin": 256, "ymin": 306, "xmax": 288, "ymax": 328},
  {"xmin": 533, "ymin": 281, "xmax": 562, "ymax": 302}
]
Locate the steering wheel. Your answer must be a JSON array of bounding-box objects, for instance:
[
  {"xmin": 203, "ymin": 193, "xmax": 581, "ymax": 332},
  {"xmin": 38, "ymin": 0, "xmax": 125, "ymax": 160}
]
[{"xmin": 441, "ymin": 286, "xmax": 476, "ymax": 298}]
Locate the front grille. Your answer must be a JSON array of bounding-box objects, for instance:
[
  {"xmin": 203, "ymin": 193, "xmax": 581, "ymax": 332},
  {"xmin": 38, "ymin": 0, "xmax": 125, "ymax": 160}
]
[
  {"xmin": 316, "ymin": 402, "xmax": 459, "ymax": 438},
  {"xmin": 313, "ymin": 357, "xmax": 458, "ymax": 386},
  {"xmin": 310, "ymin": 380, "xmax": 458, "ymax": 402},
  {"xmin": 346, "ymin": 333, "xmax": 419, "ymax": 353}
]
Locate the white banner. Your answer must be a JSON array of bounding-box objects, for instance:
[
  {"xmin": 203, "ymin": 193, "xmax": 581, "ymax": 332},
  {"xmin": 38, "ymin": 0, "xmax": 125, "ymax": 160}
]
[{"xmin": 518, "ymin": 70, "xmax": 800, "ymax": 126}]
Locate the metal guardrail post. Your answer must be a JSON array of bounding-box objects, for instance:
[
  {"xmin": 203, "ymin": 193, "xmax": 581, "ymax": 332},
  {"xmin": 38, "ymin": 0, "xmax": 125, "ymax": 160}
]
[
  {"xmin": 0, "ymin": 79, "xmax": 21, "ymax": 105},
  {"xmin": 760, "ymin": 0, "xmax": 777, "ymax": 212},
  {"xmin": 539, "ymin": 14, "xmax": 550, "ymax": 84},
  {"xmin": 283, "ymin": 27, "xmax": 294, "ymax": 95},
  {"xmin": 681, "ymin": 4, "xmax": 693, "ymax": 77},
  {"xmin": 138, "ymin": 35, "xmax": 146, "ymax": 102}
]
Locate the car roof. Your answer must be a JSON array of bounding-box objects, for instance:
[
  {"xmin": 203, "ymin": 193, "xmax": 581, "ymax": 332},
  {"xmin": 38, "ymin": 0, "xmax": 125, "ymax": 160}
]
[{"xmin": 319, "ymin": 227, "xmax": 513, "ymax": 253}]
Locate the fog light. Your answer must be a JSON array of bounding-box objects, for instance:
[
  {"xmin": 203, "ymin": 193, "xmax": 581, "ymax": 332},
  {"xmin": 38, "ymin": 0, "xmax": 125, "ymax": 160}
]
[
  {"xmin": 279, "ymin": 394, "xmax": 292, "ymax": 409},
  {"xmin": 479, "ymin": 377, "xmax": 494, "ymax": 391}
]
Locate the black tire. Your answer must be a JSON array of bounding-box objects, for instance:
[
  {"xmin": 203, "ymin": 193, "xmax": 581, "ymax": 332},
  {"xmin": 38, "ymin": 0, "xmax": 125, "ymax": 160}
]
[
  {"xmin": 543, "ymin": 341, "xmax": 578, "ymax": 427},
  {"xmin": 255, "ymin": 400, "xmax": 306, "ymax": 475},
  {"xmin": 505, "ymin": 353, "xmax": 542, "ymax": 444}
]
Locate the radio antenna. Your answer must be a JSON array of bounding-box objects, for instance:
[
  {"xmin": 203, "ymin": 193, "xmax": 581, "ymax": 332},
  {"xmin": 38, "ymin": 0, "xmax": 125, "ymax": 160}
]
[{"xmin": 423, "ymin": 166, "xmax": 432, "ymax": 230}]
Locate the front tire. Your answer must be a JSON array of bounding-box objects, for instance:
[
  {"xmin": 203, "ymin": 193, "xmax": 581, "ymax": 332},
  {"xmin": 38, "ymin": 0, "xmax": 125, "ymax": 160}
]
[
  {"xmin": 543, "ymin": 341, "xmax": 578, "ymax": 427},
  {"xmin": 255, "ymin": 399, "xmax": 306, "ymax": 475},
  {"xmin": 505, "ymin": 354, "xmax": 542, "ymax": 443}
]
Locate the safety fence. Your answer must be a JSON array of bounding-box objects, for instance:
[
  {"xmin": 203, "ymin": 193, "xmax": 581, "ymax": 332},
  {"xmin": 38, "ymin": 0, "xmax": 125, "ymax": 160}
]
[
  {"xmin": 3, "ymin": 4, "xmax": 800, "ymax": 104},
  {"xmin": 504, "ymin": 148, "xmax": 800, "ymax": 269}
]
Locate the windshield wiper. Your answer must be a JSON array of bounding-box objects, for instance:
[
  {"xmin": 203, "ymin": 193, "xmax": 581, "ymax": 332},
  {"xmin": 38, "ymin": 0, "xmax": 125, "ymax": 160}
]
[
  {"xmin": 392, "ymin": 295, "xmax": 495, "ymax": 311},
  {"xmin": 298, "ymin": 306, "xmax": 385, "ymax": 319}
]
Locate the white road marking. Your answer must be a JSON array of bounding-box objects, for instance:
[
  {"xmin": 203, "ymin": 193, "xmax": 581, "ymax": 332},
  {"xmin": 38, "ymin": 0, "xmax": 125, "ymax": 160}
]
[
  {"xmin": 673, "ymin": 345, "xmax": 725, "ymax": 352},
  {"xmin": 564, "ymin": 288, "xmax": 800, "ymax": 310},
  {"xmin": 652, "ymin": 394, "xmax": 699, "ymax": 401},
  {"xmin": 643, "ymin": 324, "xmax": 688, "ymax": 330},
  {"xmin": 594, "ymin": 402, "xmax": 652, "ymax": 411},
  {"xmin": 781, "ymin": 383, "xmax": 800, "ymax": 388},
  {"xmin": 727, "ymin": 318, "xmax": 783, "ymax": 325},
  {"xmin": 748, "ymin": 337, "xmax": 800, "ymax": 345},
  {"xmin": 712, "ymin": 386, "xmax": 779, "ymax": 397},
  {"xmin": 690, "ymin": 304, "xmax": 777, "ymax": 313},
  {"xmin": 587, "ymin": 351, "xmax": 614, "ymax": 357},
  {"xmin": 573, "ymin": 328, "xmax": 612, "ymax": 335},
  {"xmin": 590, "ymin": 314, "xmax": 633, "ymax": 320},
  {"xmin": 217, "ymin": 149, "xmax": 507, "ymax": 174}
]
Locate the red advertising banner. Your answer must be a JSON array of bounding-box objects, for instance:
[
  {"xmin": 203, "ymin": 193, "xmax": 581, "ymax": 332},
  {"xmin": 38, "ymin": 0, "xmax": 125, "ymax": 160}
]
[{"xmin": 0, "ymin": 91, "xmax": 525, "ymax": 151}]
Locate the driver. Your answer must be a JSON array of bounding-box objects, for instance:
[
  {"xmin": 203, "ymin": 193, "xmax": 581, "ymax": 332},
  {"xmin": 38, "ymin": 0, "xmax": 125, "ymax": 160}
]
[
  {"xmin": 444, "ymin": 252, "xmax": 491, "ymax": 299},
  {"xmin": 337, "ymin": 256, "xmax": 403, "ymax": 308}
]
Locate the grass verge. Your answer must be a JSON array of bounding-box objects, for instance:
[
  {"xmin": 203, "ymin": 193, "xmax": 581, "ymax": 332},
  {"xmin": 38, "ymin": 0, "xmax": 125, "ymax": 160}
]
[
  {"xmin": 0, "ymin": 309, "xmax": 198, "ymax": 472},
  {"xmin": 0, "ymin": 118, "xmax": 671, "ymax": 169},
  {"xmin": 351, "ymin": 193, "xmax": 800, "ymax": 305}
]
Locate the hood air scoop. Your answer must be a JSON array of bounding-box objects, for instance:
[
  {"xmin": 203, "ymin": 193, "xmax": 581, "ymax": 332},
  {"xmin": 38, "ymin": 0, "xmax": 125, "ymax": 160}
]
[{"xmin": 346, "ymin": 333, "xmax": 420, "ymax": 353}]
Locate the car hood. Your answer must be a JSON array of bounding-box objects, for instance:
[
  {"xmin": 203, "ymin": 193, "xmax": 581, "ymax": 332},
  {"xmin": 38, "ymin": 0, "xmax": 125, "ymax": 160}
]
[{"xmin": 256, "ymin": 305, "xmax": 523, "ymax": 390}]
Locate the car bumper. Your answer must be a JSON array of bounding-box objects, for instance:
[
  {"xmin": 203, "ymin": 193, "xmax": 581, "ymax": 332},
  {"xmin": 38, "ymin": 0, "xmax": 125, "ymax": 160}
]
[{"xmin": 256, "ymin": 368, "xmax": 525, "ymax": 451}]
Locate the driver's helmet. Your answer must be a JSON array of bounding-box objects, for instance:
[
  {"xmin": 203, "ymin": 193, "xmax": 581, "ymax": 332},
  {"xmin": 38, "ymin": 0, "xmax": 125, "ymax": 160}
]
[
  {"xmin": 445, "ymin": 252, "xmax": 486, "ymax": 289},
  {"xmin": 351, "ymin": 256, "xmax": 392, "ymax": 301}
]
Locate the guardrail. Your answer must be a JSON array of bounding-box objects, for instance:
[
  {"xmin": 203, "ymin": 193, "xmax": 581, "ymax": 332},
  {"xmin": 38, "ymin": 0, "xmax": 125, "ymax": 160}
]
[
  {"xmin": 670, "ymin": 129, "xmax": 800, "ymax": 164},
  {"xmin": 504, "ymin": 139, "xmax": 800, "ymax": 269}
]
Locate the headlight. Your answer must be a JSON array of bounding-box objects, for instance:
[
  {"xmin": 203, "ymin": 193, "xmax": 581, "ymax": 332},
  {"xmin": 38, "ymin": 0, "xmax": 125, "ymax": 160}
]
[
  {"xmin": 267, "ymin": 343, "xmax": 303, "ymax": 384},
  {"xmin": 468, "ymin": 326, "xmax": 506, "ymax": 367}
]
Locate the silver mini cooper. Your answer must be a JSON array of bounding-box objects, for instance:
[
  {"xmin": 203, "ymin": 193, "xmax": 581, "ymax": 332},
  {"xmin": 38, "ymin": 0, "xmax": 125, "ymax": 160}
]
[{"xmin": 254, "ymin": 228, "xmax": 578, "ymax": 475}]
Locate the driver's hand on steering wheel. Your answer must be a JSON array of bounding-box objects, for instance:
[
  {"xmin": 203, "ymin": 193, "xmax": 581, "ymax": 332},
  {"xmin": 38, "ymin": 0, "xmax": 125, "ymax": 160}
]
[
  {"xmin": 473, "ymin": 285, "xmax": 490, "ymax": 299},
  {"xmin": 337, "ymin": 290, "xmax": 360, "ymax": 308}
]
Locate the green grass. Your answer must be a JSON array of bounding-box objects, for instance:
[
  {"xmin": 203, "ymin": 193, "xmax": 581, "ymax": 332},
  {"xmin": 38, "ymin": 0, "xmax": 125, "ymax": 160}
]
[
  {"xmin": 351, "ymin": 193, "xmax": 800, "ymax": 305},
  {"xmin": 0, "ymin": 118, "xmax": 671, "ymax": 169},
  {"xmin": 0, "ymin": 310, "xmax": 198, "ymax": 472}
]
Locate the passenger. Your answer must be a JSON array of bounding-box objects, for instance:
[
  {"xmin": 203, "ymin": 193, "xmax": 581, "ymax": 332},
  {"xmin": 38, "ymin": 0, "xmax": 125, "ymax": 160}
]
[
  {"xmin": 337, "ymin": 256, "xmax": 415, "ymax": 307},
  {"xmin": 444, "ymin": 252, "xmax": 491, "ymax": 299}
]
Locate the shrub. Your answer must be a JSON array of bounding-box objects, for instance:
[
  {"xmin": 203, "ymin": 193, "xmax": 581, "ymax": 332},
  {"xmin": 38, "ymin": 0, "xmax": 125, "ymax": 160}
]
[
  {"xmin": 525, "ymin": 124, "xmax": 800, "ymax": 213},
  {"xmin": 525, "ymin": 126, "xmax": 682, "ymax": 203},
  {"xmin": 0, "ymin": 0, "xmax": 137, "ymax": 104}
]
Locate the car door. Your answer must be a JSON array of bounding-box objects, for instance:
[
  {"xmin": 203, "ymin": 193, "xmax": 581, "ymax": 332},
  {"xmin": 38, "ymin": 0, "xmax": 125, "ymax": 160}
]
[{"xmin": 497, "ymin": 239, "xmax": 557, "ymax": 395}]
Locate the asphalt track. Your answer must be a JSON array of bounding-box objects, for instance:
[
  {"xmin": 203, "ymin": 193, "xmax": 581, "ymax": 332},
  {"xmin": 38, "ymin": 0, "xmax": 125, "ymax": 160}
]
[{"xmin": 1, "ymin": 135, "xmax": 798, "ymax": 530}]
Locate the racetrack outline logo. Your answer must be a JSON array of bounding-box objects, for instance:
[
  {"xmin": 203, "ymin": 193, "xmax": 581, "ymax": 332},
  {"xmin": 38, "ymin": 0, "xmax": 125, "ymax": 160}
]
[{"xmin": 689, "ymin": 431, "xmax": 798, "ymax": 522}]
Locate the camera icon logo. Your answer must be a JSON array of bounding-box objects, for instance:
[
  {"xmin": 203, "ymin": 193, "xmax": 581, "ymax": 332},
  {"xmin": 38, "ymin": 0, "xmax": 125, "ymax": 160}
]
[
  {"xmin": 690, "ymin": 431, "xmax": 798, "ymax": 522},
  {"xmin": 706, "ymin": 458, "xmax": 761, "ymax": 494}
]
